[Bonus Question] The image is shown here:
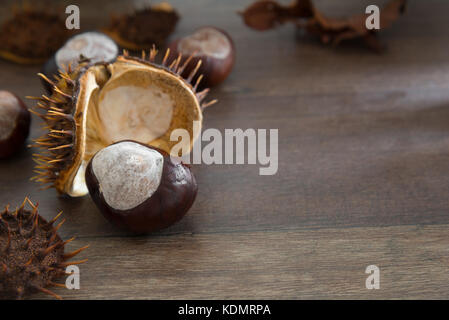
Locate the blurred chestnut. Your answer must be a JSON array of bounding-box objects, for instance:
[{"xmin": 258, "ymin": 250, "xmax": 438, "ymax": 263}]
[
  {"xmin": 41, "ymin": 32, "xmax": 119, "ymax": 93},
  {"xmin": 85, "ymin": 141, "xmax": 198, "ymax": 234},
  {"xmin": 168, "ymin": 26, "xmax": 235, "ymax": 87},
  {"xmin": 0, "ymin": 91, "xmax": 31, "ymax": 159}
]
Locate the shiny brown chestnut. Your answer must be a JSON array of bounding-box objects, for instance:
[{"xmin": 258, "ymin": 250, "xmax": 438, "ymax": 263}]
[
  {"xmin": 168, "ymin": 26, "xmax": 235, "ymax": 88},
  {"xmin": 0, "ymin": 91, "xmax": 31, "ymax": 159},
  {"xmin": 85, "ymin": 140, "xmax": 198, "ymax": 234}
]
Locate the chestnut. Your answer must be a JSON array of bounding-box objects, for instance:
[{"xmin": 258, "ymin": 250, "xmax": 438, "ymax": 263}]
[
  {"xmin": 168, "ymin": 26, "xmax": 235, "ymax": 87},
  {"xmin": 41, "ymin": 32, "xmax": 119, "ymax": 93},
  {"xmin": 85, "ymin": 141, "xmax": 198, "ymax": 234},
  {"xmin": 0, "ymin": 91, "xmax": 31, "ymax": 159}
]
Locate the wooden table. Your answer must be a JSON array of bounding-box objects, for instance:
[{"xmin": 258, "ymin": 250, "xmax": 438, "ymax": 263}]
[{"xmin": 1, "ymin": 0, "xmax": 449, "ymax": 299}]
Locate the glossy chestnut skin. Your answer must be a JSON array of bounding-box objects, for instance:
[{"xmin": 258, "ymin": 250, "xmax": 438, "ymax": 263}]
[
  {"xmin": 0, "ymin": 91, "xmax": 31, "ymax": 159},
  {"xmin": 85, "ymin": 141, "xmax": 198, "ymax": 234},
  {"xmin": 168, "ymin": 27, "xmax": 235, "ymax": 88}
]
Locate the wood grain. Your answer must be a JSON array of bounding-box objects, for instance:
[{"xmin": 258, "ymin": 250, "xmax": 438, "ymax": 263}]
[
  {"xmin": 0, "ymin": 0, "xmax": 449, "ymax": 299},
  {"xmin": 39, "ymin": 224, "xmax": 449, "ymax": 299}
]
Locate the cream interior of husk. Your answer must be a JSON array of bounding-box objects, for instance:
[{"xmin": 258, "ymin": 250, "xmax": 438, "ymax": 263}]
[{"xmin": 64, "ymin": 59, "xmax": 202, "ymax": 197}]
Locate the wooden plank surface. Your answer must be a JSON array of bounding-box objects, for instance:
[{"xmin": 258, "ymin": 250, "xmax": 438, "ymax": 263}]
[
  {"xmin": 1, "ymin": 0, "xmax": 449, "ymax": 299},
  {"xmin": 56, "ymin": 224, "xmax": 449, "ymax": 299}
]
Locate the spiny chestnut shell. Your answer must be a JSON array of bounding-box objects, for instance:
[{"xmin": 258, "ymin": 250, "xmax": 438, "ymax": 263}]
[
  {"xmin": 0, "ymin": 91, "xmax": 31, "ymax": 159},
  {"xmin": 0, "ymin": 198, "xmax": 88, "ymax": 300},
  {"xmin": 104, "ymin": 3, "xmax": 179, "ymax": 50},
  {"xmin": 169, "ymin": 27, "xmax": 235, "ymax": 87},
  {"xmin": 30, "ymin": 48, "xmax": 215, "ymax": 197},
  {"xmin": 85, "ymin": 141, "xmax": 198, "ymax": 234}
]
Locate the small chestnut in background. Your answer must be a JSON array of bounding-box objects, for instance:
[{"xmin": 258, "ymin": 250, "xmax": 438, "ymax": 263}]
[
  {"xmin": 85, "ymin": 141, "xmax": 198, "ymax": 234},
  {"xmin": 0, "ymin": 91, "xmax": 31, "ymax": 159},
  {"xmin": 168, "ymin": 26, "xmax": 235, "ymax": 88},
  {"xmin": 41, "ymin": 32, "xmax": 119, "ymax": 93}
]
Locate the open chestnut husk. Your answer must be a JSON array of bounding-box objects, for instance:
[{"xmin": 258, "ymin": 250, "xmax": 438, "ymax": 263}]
[
  {"xmin": 168, "ymin": 26, "xmax": 235, "ymax": 87},
  {"xmin": 85, "ymin": 141, "xmax": 198, "ymax": 234},
  {"xmin": 30, "ymin": 48, "xmax": 215, "ymax": 197},
  {"xmin": 0, "ymin": 91, "xmax": 31, "ymax": 159}
]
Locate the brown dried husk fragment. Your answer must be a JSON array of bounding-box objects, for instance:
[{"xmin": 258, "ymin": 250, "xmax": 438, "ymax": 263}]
[
  {"xmin": 0, "ymin": 6, "xmax": 74, "ymax": 64},
  {"xmin": 0, "ymin": 198, "xmax": 88, "ymax": 300},
  {"xmin": 240, "ymin": 0, "xmax": 407, "ymax": 52},
  {"xmin": 103, "ymin": 2, "xmax": 179, "ymax": 50}
]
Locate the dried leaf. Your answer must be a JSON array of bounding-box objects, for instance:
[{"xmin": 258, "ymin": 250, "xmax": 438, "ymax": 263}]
[
  {"xmin": 240, "ymin": 0, "xmax": 407, "ymax": 52},
  {"xmin": 239, "ymin": 0, "xmax": 313, "ymax": 31}
]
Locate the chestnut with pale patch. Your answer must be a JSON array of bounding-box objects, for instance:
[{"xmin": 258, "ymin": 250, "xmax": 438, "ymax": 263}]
[
  {"xmin": 178, "ymin": 27, "xmax": 232, "ymax": 60},
  {"xmin": 55, "ymin": 32, "xmax": 118, "ymax": 70},
  {"xmin": 86, "ymin": 141, "xmax": 198, "ymax": 234},
  {"xmin": 92, "ymin": 141, "xmax": 164, "ymax": 211},
  {"xmin": 42, "ymin": 32, "xmax": 119, "ymax": 94},
  {"xmin": 169, "ymin": 27, "xmax": 235, "ymax": 87},
  {"xmin": 0, "ymin": 92, "xmax": 20, "ymax": 140},
  {"xmin": 0, "ymin": 91, "xmax": 30, "ymax": 159}
]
